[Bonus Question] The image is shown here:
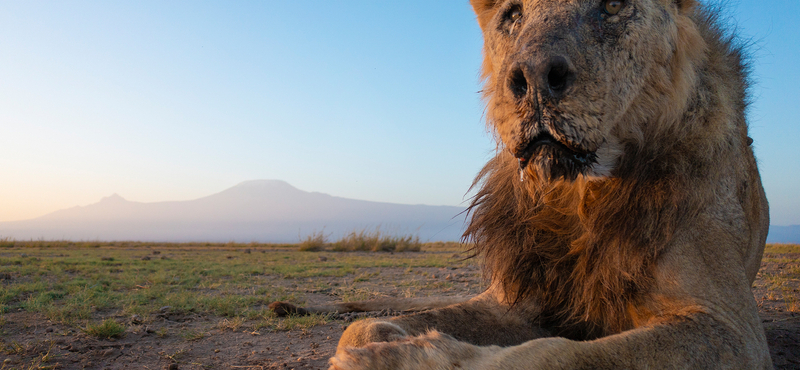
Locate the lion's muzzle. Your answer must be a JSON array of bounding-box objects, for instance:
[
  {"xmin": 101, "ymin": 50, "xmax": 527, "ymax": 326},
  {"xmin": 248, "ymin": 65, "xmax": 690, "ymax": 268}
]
[
  {"xmin": 504, "ymin": 48, "xmax": 594, "ymax": 181},
  {"xmin": 514, "ymin": 131, "xmax": 597, "ymax": 181}
]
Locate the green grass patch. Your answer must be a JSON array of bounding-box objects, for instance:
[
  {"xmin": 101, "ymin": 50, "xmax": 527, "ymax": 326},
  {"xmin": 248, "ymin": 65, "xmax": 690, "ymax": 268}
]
[
  {"xmin": 253, "ymin": 313, "xmax": 331, "ymax": 332},
  {"xmin": 0, "ymin": 240, "xmax": 474, "ymax": 329}
]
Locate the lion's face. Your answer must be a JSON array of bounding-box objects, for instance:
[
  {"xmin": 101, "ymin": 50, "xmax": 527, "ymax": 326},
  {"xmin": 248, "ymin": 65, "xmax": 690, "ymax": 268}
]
[{"xmin": 472, "ymin": 0, "xmax": 697, "ymax": 181}]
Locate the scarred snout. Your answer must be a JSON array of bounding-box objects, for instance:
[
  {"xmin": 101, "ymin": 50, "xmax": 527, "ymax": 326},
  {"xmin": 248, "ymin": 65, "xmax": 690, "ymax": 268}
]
[{"xmin": 504, "ymin": 51, "xmax": 594, "ymax": 181}]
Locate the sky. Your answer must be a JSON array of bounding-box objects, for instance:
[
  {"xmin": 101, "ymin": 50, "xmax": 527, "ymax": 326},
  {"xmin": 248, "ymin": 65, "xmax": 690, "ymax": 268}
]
[{"xmin": 0, "ymin": 1, "xmax": 798, "ymax": 226}]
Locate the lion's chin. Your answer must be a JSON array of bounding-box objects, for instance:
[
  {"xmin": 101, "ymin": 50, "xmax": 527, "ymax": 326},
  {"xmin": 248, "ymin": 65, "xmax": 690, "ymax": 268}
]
[{"xmin": 516, "ymin": 133, "xmax": 597, "ymax": 182}]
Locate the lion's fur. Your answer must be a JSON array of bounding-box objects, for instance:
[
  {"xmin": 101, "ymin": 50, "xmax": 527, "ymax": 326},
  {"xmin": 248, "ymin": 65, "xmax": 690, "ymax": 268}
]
[
  {"xmin": 463, "ymin": 1, "xmax": 757, "ymax": 339},
  {"xmin": 323, "ymin": 0, "xmax": 772, "ymax": 368}
]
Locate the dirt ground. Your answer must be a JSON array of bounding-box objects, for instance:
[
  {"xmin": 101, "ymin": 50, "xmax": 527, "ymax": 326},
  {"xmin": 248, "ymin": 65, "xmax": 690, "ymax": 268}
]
[{"xmin": 2, "ymin": 255, "xmax": 798, "ymax": 370}]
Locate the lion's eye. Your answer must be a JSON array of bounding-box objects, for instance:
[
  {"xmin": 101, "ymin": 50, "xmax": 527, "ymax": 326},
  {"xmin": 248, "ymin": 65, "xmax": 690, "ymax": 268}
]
[
  {"xmin": 603, "ymin": 0, "xmax": 624, "ymax": 15},
  {"xmin": 503, "ymin": 5, "xmax": 523, "ymax": 33}
]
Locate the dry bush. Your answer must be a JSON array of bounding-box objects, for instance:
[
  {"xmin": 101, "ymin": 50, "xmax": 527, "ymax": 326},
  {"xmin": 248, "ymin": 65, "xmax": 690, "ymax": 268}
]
[
  {"xmin": 331, "ymin": 228, "xmax": 421, "ymax": 252},
  {"xmin": 299, "ymin": 230, "xmax": 329, "ymax": 251}
]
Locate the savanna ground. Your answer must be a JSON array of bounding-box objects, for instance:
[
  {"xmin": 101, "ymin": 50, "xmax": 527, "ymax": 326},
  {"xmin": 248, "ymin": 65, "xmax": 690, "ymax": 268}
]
[{"xmin": 0, "ymin": 238, "xmax": 797, "ymax": 370}]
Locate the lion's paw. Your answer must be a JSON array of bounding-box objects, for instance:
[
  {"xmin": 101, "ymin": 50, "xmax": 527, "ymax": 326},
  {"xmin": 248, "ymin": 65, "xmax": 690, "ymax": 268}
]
[
  {"xmin": 329, "ymin": 331, "xmax": 482, "ymax": 370},
  {"xmin": 328, "ymin": 345, "xmax": 380, "ymax": 370}
]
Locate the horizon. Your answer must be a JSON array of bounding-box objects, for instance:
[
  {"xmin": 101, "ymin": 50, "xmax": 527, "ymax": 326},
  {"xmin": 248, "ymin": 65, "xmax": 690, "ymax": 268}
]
[
  {"xmin": 1, "ymin": 1, "xmax": 799, "ymax": 226},
  {"xmin": 5, "ymin": 179, "xmax": 469, "ymax": 223},
  {"xmin": 3, "ymin": 178, "xmax": 797, "ymax": 244},
  {"xmin": 0, "ymin": 178, "xmax": 468, "ymax": 243}
]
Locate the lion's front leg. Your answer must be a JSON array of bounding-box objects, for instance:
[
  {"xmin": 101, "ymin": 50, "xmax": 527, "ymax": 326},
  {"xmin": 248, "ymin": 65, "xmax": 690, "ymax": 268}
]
[
  {"xmin": 336, "ymin": 289, "xmax": 549, "ymax": 353},
  {"xmin": 330, "ymin": 331, "xmax": 499, "ymax": 370},
  {"xmin": 481, "ymin": 312, "xmax": 772, "ymax": 369},
  {"xmin": 330, "ymin": 330, "xmax": 583, "ymax": 370},
  {"xmin": 332, "ymin": 312, "xmax": 772, "ymax": 370}
]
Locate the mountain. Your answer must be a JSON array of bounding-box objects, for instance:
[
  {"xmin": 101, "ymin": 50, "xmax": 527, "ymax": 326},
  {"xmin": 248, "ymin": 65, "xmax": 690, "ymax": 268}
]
[
  {"xmin": 0, "ymin": 180, "xmax": 467, "ymax": 242},
  {"xmin": 767, "ymin": 225, "xmax": 800, "ymax": 244}
]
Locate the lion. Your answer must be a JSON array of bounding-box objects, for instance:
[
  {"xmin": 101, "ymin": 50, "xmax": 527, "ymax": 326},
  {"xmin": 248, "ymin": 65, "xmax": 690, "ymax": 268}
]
[{"xmin": 272, "ymin": 0, "xmax": 773, "ymax": 368}]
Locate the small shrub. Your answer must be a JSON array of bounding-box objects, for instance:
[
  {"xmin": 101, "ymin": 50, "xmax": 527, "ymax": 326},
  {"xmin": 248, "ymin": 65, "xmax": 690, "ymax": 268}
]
[
  {"xmin": 331, "ymin": 230, "xmax": 373, "ymax": 252},
  {"xmin": 331, "ymin": 228, "xmax": 421, "ymax": 252},
  {"xmin": 299, "ymin": 230, "xmax": 329, "ymax": 251},
  {"xmin": 83, "ymin": 319, "xmax": 125, "ymax": 339}
]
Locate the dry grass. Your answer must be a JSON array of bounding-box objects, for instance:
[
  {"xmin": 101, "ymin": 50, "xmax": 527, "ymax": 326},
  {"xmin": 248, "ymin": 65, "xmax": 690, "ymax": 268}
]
[
  {"xmin": 252, "ymin": 313, "xmax": 333, "ymax": 332},
  {"xmin": 299, "ymin": 230, "xmax": 329, "ymax": 251},
  {"xmin": 217, "ymin": 316, "xmax": 246, "ymax": 331},
  {"xmin": 423, "ymin": 241, "xmax": 466, "ymax": 252},
  {"xmin": 758, "ymin": 243, "xmax": 800, "ymax": 313},
  {"xmin": 297, "ymin": 228, "xmax": 425, "ymax": 252},
  {"xmin": 331, "ymin": 228, "xmax": 421, "ymax": 252},
  {"xmin": 764, "ymin": 243, "xmax": 800, "ymax": 254}
]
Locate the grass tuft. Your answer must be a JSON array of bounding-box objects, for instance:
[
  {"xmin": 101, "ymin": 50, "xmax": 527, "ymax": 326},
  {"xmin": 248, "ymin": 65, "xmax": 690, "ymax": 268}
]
[
  {"xmin": 298, "ymin": 230, "xmax": 329, "ymax": 251},
  {"xmin": 217, "ymin": 316, "xmax": 246, "ymax": 331},
  {"xmin": 180, "ymin": 329, "xmax": 206, "ymax": 341},
  {"xmin": 83, "ymin": 319, "xmax": 126, "ymax": 339},
  {"xmin": 298, "ymin": 228, "xmax": 423, "ymax": 252},
  {"xmin": 331, "ymin": 228, "xmax": 421, "ymax": 252}
]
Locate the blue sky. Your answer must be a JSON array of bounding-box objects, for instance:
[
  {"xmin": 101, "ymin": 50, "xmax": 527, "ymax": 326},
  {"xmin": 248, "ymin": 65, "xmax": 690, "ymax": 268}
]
[{"xmin": 0, "ymin": 1, "xmax": 798, "ymax": 226}]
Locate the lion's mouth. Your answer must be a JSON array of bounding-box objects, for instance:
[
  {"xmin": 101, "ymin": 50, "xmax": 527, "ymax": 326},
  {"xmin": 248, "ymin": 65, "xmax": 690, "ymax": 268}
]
[{"xmin": 514, "ymin": 132, "xmax": 597, "ymax": 181}]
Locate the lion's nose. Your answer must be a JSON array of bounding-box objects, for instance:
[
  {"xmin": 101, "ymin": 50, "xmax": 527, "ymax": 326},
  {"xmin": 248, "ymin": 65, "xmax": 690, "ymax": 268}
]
[
  {"xmin": 545, "ymin": 56, "xmax": 574, "ymax": 98},
  {"xmin": 507, "ymin": 55, "xmax": 575, "ymax": 101}
]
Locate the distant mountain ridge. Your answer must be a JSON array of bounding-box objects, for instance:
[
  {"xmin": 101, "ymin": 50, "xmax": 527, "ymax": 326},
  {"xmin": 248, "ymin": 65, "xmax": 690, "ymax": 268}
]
[
  {"xmin": 4, "ymin": 180, "xmax": 796, "ymax": 244},
  {"xmin": 1, "ymin": 180, "xmax": 467, "ymax": 242}
]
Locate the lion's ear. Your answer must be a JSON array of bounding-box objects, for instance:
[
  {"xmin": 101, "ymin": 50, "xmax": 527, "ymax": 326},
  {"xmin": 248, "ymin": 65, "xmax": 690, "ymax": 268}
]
[
  {"xmin": 674, "ymin": 0, "xmax": 697, "ymax": 14},
  {"xmin": 470, "ymin": 0, "xmax": 500, "ymax": 30}
]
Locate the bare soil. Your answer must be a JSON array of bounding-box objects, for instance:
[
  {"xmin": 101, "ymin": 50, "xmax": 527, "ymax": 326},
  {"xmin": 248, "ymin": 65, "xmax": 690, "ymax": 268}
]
[
  {"xmin": 2, "ymin": 256, "xmax": 798, "ymax": 370},
  {"xmin": 753, "ymin": 253, "xmax": 800, "ymax": 369}
]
